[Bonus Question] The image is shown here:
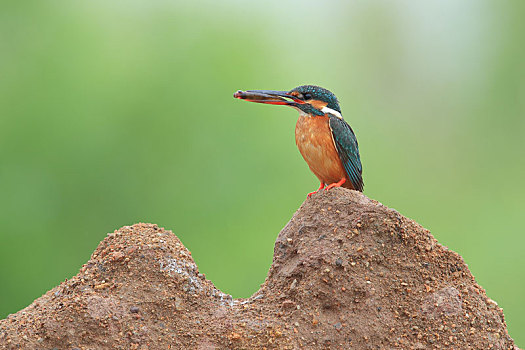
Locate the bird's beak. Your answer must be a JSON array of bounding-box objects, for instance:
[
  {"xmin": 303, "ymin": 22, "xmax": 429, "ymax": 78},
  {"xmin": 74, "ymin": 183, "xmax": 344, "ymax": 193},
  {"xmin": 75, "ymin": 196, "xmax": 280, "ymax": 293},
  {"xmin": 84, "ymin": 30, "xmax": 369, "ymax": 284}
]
[{"xmin": 233, "ymin": 90, "xmax": 304, "ymax": 106}]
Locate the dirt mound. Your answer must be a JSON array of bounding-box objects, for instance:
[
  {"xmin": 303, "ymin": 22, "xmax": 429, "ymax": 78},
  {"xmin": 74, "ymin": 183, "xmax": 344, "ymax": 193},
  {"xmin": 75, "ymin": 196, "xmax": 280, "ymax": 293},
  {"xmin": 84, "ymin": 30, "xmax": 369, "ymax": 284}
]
[{"xmin": 0, "ymin": 188, "xmax": 517, "ymax": 349}]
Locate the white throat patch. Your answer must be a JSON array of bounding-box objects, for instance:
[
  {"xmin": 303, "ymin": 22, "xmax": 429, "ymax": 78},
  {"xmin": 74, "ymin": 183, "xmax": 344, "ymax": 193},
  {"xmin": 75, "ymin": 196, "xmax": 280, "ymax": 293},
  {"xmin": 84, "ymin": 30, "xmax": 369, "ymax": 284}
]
[{"xmin": 321, "ymin": 106, "xmax": 343, "ymax": 119}]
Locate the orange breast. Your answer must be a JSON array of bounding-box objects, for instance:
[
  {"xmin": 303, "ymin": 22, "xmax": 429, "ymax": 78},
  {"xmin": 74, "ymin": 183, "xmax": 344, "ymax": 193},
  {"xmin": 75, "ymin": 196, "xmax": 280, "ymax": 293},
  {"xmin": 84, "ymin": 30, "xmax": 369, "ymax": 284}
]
[{"xmin": 295, "ymin": 115, "xmax": 353, "ymax": 189}]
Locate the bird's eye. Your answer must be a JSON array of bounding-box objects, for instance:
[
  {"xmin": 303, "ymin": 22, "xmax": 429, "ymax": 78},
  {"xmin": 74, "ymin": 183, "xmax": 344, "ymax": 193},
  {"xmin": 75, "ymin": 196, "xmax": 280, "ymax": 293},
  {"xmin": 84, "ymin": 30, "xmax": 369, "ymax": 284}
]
[{"xmin": 303, "ymin": 93, "xmax": 312, "ymax": 100}]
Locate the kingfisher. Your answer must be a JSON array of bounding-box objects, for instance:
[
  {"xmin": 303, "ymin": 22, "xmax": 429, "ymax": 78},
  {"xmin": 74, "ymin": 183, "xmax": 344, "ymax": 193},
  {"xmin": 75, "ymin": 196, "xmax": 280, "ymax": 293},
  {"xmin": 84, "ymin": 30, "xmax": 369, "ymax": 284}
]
[{"xmin": 234, "ymin": 85, "xmax": 363, "ymax": 197}]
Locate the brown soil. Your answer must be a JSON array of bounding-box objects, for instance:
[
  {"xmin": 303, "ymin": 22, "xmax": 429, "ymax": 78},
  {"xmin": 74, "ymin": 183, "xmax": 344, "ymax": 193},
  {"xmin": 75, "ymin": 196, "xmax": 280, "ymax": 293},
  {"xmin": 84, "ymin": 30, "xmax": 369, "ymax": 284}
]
[{"xmin": 0, "ymin": 188, "xmax": 518, "ymax": 349}]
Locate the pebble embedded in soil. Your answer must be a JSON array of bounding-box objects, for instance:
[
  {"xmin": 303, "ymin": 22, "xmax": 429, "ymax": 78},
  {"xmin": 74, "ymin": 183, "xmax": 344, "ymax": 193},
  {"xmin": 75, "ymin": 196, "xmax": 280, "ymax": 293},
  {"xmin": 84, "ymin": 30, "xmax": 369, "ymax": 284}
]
[{"xmin": 130, "ymin": 306, "xmax": 140, "ymax": 314}]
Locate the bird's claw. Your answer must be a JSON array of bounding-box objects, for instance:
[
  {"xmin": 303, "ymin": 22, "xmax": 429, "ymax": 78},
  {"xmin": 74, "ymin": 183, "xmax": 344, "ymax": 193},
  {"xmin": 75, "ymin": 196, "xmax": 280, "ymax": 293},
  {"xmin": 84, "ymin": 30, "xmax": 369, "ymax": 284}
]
[
  {"xmin": 307, "ymin": 182, "xmax": 326, "ymax": 199},
  {"xmin": 324, "ymin": 178, "xmax": 347, "ymax": 191}
]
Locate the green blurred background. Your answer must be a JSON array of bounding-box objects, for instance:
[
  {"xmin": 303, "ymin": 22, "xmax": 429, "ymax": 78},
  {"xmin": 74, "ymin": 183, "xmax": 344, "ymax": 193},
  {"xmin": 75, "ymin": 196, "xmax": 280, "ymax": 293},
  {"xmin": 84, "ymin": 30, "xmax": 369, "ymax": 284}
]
[{"xmin": 1, "ymin": 0, "xmax": 523, "ymax": 345}]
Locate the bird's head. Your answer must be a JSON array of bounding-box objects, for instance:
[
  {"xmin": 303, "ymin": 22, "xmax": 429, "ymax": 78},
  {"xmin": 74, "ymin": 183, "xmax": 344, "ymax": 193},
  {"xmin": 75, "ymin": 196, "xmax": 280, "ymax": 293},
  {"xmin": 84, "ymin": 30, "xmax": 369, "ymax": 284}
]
[{"xmin": 234, "ymin": 85, "xmax": 342, "ymax": 118}]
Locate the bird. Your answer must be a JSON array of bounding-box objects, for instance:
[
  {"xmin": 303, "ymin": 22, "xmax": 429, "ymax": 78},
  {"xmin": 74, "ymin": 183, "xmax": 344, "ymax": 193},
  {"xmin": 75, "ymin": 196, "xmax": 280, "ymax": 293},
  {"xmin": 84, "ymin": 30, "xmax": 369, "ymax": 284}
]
[{"xmin": 234, "ymin": 85, "xmax": 363, "ymax": 197}]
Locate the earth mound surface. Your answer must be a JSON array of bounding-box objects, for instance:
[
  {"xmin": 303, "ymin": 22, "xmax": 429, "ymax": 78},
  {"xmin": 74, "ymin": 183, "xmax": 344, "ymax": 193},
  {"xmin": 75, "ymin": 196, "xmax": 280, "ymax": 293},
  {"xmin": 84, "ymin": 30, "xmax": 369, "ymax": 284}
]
[{"xmin": 0, "ymin": 188, "xmax": 517, "ymax": 349}]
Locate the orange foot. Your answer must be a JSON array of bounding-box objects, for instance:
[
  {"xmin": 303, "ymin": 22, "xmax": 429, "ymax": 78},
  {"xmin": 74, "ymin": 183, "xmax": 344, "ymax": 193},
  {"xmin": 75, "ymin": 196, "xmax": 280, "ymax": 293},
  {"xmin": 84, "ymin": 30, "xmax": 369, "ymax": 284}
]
[
  {"xmin": 307, "ymin": 182, "xmax": 325, "ymax": 199},
  {"xmin": 325, "ymin": 178, "xmax": 346, "ymax": 191}
]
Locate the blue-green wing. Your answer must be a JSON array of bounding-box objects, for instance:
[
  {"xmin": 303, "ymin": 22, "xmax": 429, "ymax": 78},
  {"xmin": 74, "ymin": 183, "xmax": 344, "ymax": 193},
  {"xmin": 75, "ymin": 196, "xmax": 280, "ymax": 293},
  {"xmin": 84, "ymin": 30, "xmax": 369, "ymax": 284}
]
[{"xmin": 328, "ymin": 116, "xmax": 364, "ymax": 192}]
